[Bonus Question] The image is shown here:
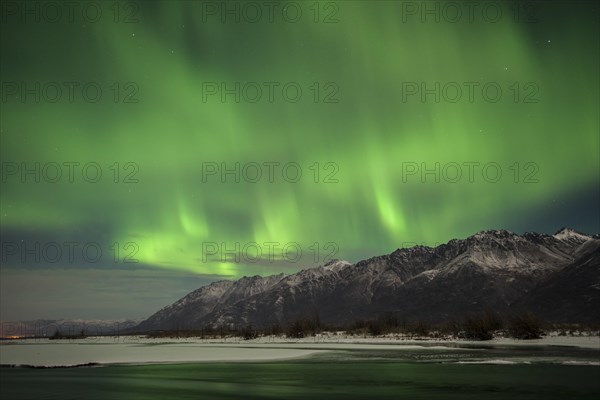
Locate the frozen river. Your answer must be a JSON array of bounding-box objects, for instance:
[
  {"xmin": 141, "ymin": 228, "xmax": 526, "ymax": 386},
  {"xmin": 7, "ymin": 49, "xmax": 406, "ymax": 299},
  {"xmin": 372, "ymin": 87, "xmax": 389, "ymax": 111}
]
[
  {"xmin": 1, "ymin": 336, "xmax": 598, "ymax": 367},
  {"xmin": 1, "ymin": 337, "xmax": 599, "ymax": 399}
]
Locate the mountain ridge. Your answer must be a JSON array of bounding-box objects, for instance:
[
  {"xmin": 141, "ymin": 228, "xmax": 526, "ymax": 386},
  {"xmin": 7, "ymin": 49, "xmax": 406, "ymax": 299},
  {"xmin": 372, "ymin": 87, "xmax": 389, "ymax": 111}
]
[{"xmin": 136, "ymin": 228, "xmax": 600, "ymax": 331}]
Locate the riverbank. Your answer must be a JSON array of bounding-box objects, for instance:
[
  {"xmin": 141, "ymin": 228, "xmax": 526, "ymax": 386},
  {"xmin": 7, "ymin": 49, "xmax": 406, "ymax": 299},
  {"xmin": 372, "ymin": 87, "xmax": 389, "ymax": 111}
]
[{"xmin": 1, "ymin": 332, "xmax": 598, "ymax": 367}]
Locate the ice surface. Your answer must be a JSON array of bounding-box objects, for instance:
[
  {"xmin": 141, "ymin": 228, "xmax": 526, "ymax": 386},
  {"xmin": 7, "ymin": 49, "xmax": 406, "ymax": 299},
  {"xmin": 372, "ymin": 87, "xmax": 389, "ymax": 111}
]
[{"xmin": 1, "ymin": 335, "xmax": 597, "ymax": 367}]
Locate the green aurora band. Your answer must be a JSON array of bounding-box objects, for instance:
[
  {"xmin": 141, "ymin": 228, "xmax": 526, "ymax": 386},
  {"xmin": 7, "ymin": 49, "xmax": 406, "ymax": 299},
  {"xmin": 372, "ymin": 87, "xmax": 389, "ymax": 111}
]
[{"xmin": 1, "ymin": 1, "xmax": 598, "ymax": 278}]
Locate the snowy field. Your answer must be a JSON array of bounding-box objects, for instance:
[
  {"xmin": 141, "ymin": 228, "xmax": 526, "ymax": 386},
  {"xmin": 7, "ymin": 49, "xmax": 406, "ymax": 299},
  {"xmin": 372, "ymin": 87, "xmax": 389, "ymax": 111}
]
[{"xmin": 1, "ymin": 334, "xmax": 598, "ymax": 367}]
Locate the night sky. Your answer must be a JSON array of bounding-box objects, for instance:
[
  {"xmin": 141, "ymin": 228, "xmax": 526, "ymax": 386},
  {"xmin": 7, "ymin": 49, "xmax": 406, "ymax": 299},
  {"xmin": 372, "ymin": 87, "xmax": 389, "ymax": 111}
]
[{"xmin": 1, "ymin": 1, "xmax": 598, "ymax": 321}]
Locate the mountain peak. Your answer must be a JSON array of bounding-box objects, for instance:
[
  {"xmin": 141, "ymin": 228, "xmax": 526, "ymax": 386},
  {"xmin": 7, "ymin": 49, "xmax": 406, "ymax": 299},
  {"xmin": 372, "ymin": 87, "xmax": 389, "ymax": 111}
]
[
  {"xmin": 478, "ymin": 229, "xmax": 514, "ymax": 235},
  {"xmin": 323, "ymin": 259, "xmax": 352, "ymax": 271},
  {"xmin": 472, "ymin": 229, "xmax": 517, "ymax": 239},
  {"xmin": 553, "ymin": 227, "xmax": 591, "ymax": 242}
]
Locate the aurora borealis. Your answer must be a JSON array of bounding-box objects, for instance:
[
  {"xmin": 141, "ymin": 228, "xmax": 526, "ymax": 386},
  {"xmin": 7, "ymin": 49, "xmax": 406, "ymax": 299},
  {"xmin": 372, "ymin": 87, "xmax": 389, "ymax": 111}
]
[{"xmin": 1, "ymin": 1, "xmax": 598, "ymax": 320}]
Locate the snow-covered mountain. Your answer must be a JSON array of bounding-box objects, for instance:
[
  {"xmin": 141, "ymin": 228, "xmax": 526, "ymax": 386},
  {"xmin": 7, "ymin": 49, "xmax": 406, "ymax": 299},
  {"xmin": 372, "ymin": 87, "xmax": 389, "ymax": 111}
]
[
  {"xmin": 136, "ymin": 228, "xmax": 599, "ymax": 331},
  {"xmin": 0, "ymin": 319, "xmax": 142, "ymax": 338}
]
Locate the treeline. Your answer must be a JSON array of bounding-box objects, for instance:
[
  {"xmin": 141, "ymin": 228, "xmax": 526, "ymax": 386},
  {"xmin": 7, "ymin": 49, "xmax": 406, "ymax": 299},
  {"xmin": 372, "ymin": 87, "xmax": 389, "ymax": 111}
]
[
  {"xmin": 346, "ymin": 311, "xmax": 597, "ymax": 340},
  {"xmin": 143, "ymin": 311, "xmax": 599, "ymax": 341},
  {"xmin": 330, "ymin": 311, "xmax": 545, "ymax": 340},
  {"xmin": 144, "ymin": 315, "xmax": 321, "ymax": 340},
  {"xmin": 49, "ymin": 329, "xmax": 87, "ymax": 340}
]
